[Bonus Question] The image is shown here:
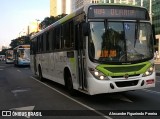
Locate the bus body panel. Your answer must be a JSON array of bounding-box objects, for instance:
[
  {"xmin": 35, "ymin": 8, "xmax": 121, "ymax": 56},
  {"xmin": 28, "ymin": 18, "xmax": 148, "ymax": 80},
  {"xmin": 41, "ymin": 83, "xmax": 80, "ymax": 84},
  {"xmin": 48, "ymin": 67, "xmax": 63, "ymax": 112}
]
[
  {"xmin": 87, "ymin": 73, "xmax": 155, "ymax": 95},
  {"xmin": 34, "ymin": 51, "xmax": 80, "ymax": 90}
]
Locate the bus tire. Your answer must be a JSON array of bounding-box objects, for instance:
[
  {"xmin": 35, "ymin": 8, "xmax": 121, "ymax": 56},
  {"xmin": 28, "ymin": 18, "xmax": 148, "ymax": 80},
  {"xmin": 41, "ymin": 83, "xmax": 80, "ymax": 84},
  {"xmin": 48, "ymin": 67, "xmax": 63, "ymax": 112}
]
[
  {"xmin": 64, "ymin": 70, "xmax": 76, "ymax": 96},
  {"xmin": 38, "ymin": 66, "xmax": 44, "ymax": 82}
]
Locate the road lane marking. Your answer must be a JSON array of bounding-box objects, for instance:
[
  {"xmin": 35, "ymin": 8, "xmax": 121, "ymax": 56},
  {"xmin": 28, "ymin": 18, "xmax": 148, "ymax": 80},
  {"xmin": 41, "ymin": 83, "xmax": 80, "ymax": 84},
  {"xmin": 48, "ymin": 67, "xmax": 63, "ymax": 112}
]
[
  {"xmin": 11, "ymin": 89, "xmax": 30, "ymax": 96},
  {"xmin": 30, "ymin": 76, "xmax": 112, "ymax": 119},
  {"xmin": 142, "ymin": 89, "xmax": 160, "ymax": 95},
  {"xmin": 17, "ymin": 70, "xmax": 21, "ymax": 72}
]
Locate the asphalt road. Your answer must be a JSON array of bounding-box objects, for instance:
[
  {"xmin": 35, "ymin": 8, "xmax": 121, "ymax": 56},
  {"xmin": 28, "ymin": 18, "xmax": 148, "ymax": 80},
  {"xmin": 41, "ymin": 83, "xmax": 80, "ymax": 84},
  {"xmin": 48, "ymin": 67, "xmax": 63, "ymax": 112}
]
[{"xmin": 0, "ymin": 61, "xmax": 160, "ymax": 119}]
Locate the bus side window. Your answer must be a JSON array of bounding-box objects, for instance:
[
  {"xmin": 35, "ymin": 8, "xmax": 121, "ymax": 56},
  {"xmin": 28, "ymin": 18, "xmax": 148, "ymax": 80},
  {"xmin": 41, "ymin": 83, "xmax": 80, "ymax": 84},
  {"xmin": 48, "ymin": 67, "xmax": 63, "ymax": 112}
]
[
  {"xmin": 46, "ymin": 32, "xmax": 50, "ymax": 51},
  {"xmin": 39, "ymin": 35, "xmax": 42, "ymax": 52},
  {"xmin": 55, "ymin": 27, "xmax": 61, "ymax": 50},
  {"xmin": 40, "ymin": 34, "xmax": 44, "ymax": 52},
  {"xmin": 36, "ymin": 37, "xmax": 39, "ymax": 53},
  {"xmin": 60, "ymin": 21, "xmax": 74, "ymax": 50},
  {"xmin": 49, "ymin": 29, "xmax": 54, "ymax": 51},
  {"xmin": 62, "ymin": 23, "xmax": 70, "ymax": 49},
  {"xmin": 43, "ymin": 34, "xmax": 46, "ymax": 52},
  {"xmin": 52, "ymin": 29, "xmax": 56, "ymax": 50},
  {"xmin": 31, "ymin": 38, "xmax": 36, "ymax": 54},
  {"xmin": 70, "ymin": 21, "xmax": 74, "ymax": 48}
]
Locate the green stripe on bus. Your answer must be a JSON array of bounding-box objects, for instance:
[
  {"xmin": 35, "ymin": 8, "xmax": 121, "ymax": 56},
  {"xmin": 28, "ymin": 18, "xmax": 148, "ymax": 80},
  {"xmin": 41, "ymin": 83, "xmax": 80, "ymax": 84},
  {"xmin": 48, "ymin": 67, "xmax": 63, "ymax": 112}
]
[
  {"xmin": 96, "ymin": 61, "xmax": 151, "ymax": 76},
  {"xmin": 69, "ymin": 58, "xmax": 76, "ymax": 71},
  {"xmin": 59, "ymin": 13, "xmax": 75, "ymax": 24}
]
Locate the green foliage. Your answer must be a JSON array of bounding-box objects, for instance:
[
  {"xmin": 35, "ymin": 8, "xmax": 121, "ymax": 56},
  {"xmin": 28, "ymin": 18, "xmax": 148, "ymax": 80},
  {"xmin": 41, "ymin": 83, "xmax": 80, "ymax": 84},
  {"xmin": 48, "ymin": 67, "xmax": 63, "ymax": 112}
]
[
  {"xmin": 10, "ymin": 36, "xmax": 30, "ymax": 49},
  {"xmin": 39, "ymin": 13, "xmax": 67, "ymax": 29}
]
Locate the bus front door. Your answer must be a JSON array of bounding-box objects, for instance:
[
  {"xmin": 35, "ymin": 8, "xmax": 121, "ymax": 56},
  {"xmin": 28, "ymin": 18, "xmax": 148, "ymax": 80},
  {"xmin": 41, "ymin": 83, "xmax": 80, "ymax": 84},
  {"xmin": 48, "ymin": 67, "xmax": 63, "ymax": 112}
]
[{"xmin": 76, "ymin": 23, "xmax": 87, "ymax": 91}]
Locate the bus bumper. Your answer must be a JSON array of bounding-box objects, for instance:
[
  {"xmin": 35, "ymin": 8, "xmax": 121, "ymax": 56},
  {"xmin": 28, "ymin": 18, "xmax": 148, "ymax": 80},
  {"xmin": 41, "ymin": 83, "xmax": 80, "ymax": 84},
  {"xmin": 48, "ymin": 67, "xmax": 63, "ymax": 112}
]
[
  {"xmin": 18, "ymin": 61, "xmax": 30, "ymax": 66},
  {"xmin": 88, "ymin": 72, "xmax": 156, "ymax": 95}
]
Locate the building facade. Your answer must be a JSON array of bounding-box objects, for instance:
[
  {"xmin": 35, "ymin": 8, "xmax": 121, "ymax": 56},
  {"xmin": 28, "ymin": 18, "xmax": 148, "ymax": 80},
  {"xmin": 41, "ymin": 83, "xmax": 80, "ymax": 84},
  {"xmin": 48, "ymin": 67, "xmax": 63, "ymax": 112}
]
[
  {"xmin": 72, "ymin": 0, "xmax": 145, "ymax": 12},
  {"xmin": 50, "ymin": 0, "xmax": 71, "ymax": 16}
]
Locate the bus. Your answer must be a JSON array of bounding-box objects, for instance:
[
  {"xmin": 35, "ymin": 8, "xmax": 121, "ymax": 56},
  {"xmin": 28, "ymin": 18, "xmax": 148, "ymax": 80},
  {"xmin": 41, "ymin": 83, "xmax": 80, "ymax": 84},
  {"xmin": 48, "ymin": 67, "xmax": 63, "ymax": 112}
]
[
  {"xmin": 0, "ymin": 55, "xmax": 5, "ymax": 61},
  {"xmin": 30, "ymin": 4, "xmax": 155, "ymax": 95},
  {"xmin": 13, "ymin": 45, "xmax": 30, "ymax": 66},
  {"xmin": 5, "ymin": 50, "xmax": 14, "ymax": 64}
]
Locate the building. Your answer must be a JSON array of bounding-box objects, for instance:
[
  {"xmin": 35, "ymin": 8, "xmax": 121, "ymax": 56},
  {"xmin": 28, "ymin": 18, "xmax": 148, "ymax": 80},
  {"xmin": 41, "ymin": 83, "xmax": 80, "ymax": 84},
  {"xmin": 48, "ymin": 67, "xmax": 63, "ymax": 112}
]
[
  {"xmin": 72, "ymin": 0, "xmax": 145, "ymax": 12},
  {"xmin": 28, "ymin": 20, "xmax": 41, "ymax": 34},
  {"xmin": 50, "ymin": 0, "xmax": 71, "ymax": 16}
]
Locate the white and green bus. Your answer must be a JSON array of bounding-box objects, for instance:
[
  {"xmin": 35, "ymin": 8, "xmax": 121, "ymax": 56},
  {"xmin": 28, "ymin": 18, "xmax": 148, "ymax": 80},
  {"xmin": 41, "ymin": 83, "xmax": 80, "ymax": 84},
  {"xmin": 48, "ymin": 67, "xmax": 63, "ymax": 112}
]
[
  {"xmin": 30, "ymin": 4, "xmax": 156, "ymax": 95},
  {"xmin": 5, "ymin": 50, "xmax": 14, "ymax": 64}
]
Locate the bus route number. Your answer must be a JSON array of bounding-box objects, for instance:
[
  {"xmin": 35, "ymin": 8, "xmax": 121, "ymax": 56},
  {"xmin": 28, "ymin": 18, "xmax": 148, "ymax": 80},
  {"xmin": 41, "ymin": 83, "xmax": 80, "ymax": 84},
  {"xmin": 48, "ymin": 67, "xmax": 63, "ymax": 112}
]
[{"xmin": 94, "ymin": 9, "xmax": 105, "ymax": 15}]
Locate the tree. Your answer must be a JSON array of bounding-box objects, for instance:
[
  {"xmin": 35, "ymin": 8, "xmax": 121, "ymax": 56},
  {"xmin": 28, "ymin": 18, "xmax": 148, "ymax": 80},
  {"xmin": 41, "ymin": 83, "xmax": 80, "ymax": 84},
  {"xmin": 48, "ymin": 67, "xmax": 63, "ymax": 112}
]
[
  {"xmin": 10, "ymin": 36, "xmax": 31, "ymax": 49},
  {"xmin": 39, "ymin": 13, "xmax": 67, "ymax": 30},
  {"xmin": 39, "ymin": 16, "xmax": 55, "ymax": 29}
]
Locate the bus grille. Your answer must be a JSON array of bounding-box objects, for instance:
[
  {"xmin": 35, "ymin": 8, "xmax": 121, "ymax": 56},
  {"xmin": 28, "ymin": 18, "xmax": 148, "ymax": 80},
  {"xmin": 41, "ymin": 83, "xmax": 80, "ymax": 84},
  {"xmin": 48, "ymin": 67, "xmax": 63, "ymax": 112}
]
[
  {"xmin": 115, "ymin": 80, "xmax": 139, "ymax": 87},
  {"xmin": 111, "ymin": 74, "xmax": 140, "ymax": 78}
]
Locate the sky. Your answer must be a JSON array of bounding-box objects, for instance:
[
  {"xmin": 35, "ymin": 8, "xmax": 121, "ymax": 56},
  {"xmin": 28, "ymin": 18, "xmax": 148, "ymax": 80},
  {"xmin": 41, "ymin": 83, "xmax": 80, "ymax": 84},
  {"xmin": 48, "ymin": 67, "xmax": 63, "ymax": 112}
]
[{"xmin": 0, "ymin": 0, "xmax": 50, "ymax": 50}]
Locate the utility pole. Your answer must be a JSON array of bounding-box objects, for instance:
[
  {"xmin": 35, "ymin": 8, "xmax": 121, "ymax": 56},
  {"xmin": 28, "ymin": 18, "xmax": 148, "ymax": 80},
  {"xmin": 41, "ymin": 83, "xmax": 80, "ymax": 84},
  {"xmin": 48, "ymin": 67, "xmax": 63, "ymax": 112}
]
[
  {"xmin": 149, "ymin": 0, "xmax": 152, "ymax": 24},
  {"xmin": 27, "ymin": 26, "xmax": 30, "ymax": 36},
  {"xmin": 141, "ymin": 0, "xmax": 143, "ymax": 7}
]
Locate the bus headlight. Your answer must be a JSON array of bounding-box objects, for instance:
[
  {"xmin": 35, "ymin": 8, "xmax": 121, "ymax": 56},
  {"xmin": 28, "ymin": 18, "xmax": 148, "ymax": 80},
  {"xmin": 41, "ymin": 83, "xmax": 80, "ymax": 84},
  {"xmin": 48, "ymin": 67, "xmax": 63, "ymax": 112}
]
[
  {"xmin": 89, "ymin": 68, "xmax": 109, "ymax": 80},
  {"xmin": 142, "ymin": 64, "xmax": 154, "ymax": 77}
]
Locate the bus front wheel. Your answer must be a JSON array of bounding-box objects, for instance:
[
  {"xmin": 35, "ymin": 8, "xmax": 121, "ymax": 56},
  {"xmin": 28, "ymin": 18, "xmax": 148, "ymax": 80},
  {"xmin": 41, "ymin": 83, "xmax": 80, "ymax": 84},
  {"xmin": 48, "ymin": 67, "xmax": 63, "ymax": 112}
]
[{"xmin": 64, "ymin": 70, "xmax": 76, "ymax": 96}]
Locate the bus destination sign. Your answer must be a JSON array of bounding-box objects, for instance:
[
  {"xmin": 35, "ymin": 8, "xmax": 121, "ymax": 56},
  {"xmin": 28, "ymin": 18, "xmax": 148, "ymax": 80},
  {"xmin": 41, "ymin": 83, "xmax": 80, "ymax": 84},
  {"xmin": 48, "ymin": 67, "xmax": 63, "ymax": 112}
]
[{"xmin": 88, "ymin": 5, "xmax": 149, "ymax": 20}]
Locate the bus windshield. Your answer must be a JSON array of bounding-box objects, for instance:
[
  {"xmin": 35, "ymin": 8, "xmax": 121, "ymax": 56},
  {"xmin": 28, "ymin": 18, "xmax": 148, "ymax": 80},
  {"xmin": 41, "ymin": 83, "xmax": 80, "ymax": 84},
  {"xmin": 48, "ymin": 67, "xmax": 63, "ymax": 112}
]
[
  {"xmin": 6, "ymin": 51, "xmax": 13, "ymax": 59},
  {"xmin": 19, "ymin": 49, "xmax": 30, "ymax": 60},
  {"xmin": 89, "ymin": 21, "xmax": 153, "ymax": 63}
]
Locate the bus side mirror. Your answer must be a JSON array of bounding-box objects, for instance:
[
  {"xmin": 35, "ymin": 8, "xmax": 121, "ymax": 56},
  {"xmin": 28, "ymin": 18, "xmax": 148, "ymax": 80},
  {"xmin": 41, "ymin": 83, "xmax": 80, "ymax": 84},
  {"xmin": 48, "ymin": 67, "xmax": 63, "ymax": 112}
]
[{"xmin": 83, "ymin": 22, "xmax": 90, "ymax": 36}]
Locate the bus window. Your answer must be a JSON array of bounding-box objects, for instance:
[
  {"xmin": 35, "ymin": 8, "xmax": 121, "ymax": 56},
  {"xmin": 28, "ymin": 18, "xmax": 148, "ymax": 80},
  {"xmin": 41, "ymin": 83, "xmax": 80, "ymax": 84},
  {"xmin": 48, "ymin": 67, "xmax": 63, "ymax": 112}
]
[
  {"xmin": 46, "ymin": 32, "xmax": 49, "ymax": 51},
  {"xmin": 40, "ymin": 35, "xmax": 44, "ymax": 52},
  {"xmin": 52, "ymin": 29, "xmax": 56, "ymax": 50},
  {"xmin": 43, "ymin": 34, "xmax": 46, "ymax": 52},
  {"xmin": 63, "ymin": 23, "xmax": 69, "ymax": 48},
  {"xmin": 69, "ymin": 21, "xmax": 74, "ymax": 48},
  {"xmin": 55, "ymin": 27, "xmax": 61, "ymax": 49},
  {"xmin": 49, "ymin": 29, "xmax": 54, "ymax": 51}
]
